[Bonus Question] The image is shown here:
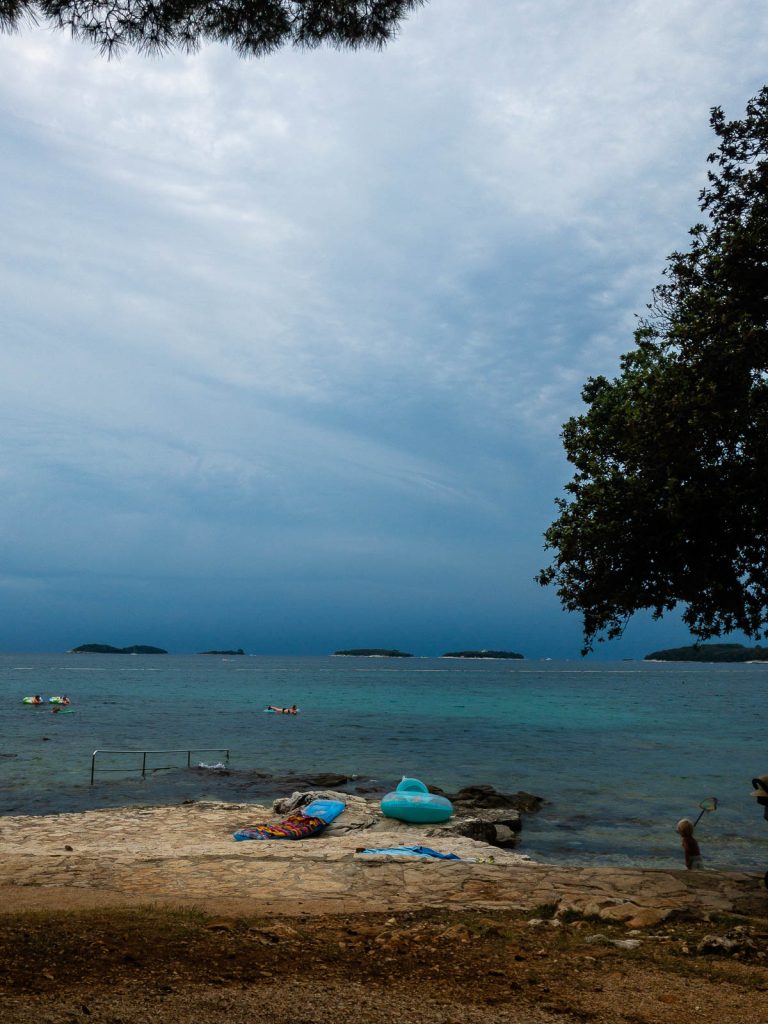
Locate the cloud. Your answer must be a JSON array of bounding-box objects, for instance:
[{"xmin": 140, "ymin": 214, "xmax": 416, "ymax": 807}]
[{"xmin": 1, "ymin": 1, "xmax": 767, "ymax": 652}]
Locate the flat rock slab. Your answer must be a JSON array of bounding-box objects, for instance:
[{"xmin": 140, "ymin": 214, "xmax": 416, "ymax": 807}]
[{"xmin": 0, "ymin": 801, "xmax": 764, "ymax": 920}]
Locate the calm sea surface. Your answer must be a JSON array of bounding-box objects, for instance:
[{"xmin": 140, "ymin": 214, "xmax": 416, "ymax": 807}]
[{"xmin": 2, "ymin": 653, "xmax": 767, "ymax": 871}]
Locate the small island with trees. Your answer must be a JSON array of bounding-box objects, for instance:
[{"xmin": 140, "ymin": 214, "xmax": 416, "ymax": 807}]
[
  {"xmin": 70, "ymin": 643, "xmax": 168, "ymax": 654},
  {"xmin": 645, "ymin": 643, "xmax": 768, "ymax": 663},
  {"xmin": 441, "ymin": 650, "xmax": 524, "ymax": 660},
  {"xmin": 333, "ymin": 649, "xmax": 413, "ymax": 658},
  {"xmin": 198, "ymin": 649, "xmax": 246, "ymax": 656}
]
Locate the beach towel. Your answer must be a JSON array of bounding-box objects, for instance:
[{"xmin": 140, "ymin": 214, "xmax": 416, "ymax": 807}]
[
  {"xmin": 233, "ymin": 814, "xmax": 327, "ymax": 841},
  {"xmin": 355, "ymin": 845, "xmax": 461, "ymax": 860},
  {"xmin": 233, "ymin": 798, "xmax": 345, "ymax": 842}
]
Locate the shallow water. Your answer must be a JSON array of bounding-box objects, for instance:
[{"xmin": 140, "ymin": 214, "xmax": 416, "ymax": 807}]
[{"xmin": 2, "ymin": 653, "xmax": 767, "ymax": 871}]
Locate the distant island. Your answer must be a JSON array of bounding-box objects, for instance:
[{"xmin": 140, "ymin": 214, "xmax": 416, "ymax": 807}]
[
  {"xmin": 645, "ymin": 643, "xmax": 768, "ymax": 663},
  {"xmin": 70, "ymin": 644, "xmax": 168, "ymax": 655},
  {"xmin": 198, "ymin": 649, "xmax": 246, "ymax": 656},
  {"xmin": 441, "ymin": 650, "xmax": 524, "ymax": 660},
  {"xmin": 333, "ymin": 649, "xmax": 413, "ymax": 658}
]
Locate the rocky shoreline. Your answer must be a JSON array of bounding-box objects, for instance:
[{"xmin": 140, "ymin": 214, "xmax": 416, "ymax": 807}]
[{"xmin": 1, "ymin": 788, "xmax": 763, "ymax": 922}]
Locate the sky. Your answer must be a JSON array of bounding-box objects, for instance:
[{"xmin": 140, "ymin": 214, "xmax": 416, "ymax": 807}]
[{"xmin": 1, "ymin": 1, "xmax": 767, "ymax": 658}]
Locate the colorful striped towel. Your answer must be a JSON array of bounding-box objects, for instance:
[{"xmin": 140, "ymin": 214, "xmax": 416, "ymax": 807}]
[{"xmin": 233, "ymin": 814, "xmax": 327, "ymax": 841}]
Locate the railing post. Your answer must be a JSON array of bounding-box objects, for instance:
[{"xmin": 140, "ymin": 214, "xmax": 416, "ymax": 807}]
[
  {"xmin": 187, "ymin": 749, "xmax": 191, "ymax": 768},
  {"xmin": 142, "ymin": 751, "xmax": 147, "ymax": 778}
]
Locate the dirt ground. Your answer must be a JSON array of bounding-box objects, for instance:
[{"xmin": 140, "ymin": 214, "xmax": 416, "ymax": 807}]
[{"xmin": 2, "ymin": 904, "xmax": 768, "ymax": 1024}]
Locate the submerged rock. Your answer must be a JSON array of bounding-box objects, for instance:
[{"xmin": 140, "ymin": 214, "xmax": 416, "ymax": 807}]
[
  {"xmin": 456, "ymin": 786, "xmax": 544, "ymax": 813},
  {"xmin": 303, "ymin": 773, "xmax": 351, "ymax": 788},
  {"xmin": 431, "ymin": 783, "xmax": 546, "ymax": 814}
]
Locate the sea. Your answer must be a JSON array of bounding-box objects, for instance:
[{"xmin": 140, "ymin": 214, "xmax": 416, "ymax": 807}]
[{"xmin": 2, "ymin": 652, "xmax": 767, "ymax": 872}]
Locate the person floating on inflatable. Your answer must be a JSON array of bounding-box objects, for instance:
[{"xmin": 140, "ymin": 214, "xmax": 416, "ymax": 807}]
[
  {"xmin": 265, "ymin": 704, "xmax": 299, "ymax": 715},
  {"xmin": 22, "ymin": 695, "xmax": 44, "ymax": 705}
]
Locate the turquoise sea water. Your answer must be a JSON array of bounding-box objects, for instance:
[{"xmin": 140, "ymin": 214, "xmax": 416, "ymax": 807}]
[{"xmin": 2, "ymin": 653, "xmax": 767, "ymax": 871}]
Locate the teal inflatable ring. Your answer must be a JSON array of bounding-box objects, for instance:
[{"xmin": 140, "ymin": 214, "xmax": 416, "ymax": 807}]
[{"xmin": 380, "ymin": 777, "xmax": 453, "ymax": 824}]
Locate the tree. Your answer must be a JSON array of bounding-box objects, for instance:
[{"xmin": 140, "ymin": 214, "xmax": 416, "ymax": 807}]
[
  {"xmin": 537, "ymin": 87, "xmax": 768, "ymax": 654},
  {"xmin": 0, "ymin": 0, "xmax": 426, "ymax": 58}
]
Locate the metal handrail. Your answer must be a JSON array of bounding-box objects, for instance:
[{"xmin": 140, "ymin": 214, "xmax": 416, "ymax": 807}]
[{"xmin": 90, "ymin": 747, "xmax": 230, "ymax": 784}]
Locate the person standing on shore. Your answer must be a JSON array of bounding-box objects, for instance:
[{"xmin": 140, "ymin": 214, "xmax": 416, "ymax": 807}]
[{"xmin": 676, "ymin": 818, "xmax": 703, "ymax": 869}]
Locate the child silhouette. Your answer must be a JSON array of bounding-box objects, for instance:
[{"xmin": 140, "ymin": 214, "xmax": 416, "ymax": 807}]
[{"xmin": 676, "ymin": 818, "xmax": 703, "ymax": 869}]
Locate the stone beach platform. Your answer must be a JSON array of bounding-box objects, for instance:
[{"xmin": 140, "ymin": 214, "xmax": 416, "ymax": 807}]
[{"xmin": 1, "ymin": 794, "xmax": 765, "ymax": 923}]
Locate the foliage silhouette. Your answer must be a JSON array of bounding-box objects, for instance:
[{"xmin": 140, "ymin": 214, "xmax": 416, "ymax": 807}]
[
  {"xmin": 538, "ymin": 88, "xmax": 768, "ymax": 653},
  {"xmin": 0, "ymin": 0, "xmax": 426, "ymax": 58}
]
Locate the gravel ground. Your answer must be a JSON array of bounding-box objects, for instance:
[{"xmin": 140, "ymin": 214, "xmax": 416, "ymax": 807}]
[{"xmin": 2, "ymin": 905, "xmax": 768, "ymax": 1023}]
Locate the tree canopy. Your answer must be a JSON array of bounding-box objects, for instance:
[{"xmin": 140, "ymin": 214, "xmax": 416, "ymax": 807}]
[
  {"xmin": 537, "ymin": 87, "xmax": 768, "ymax": 654},
  {"xmin": 0, "ymin": 0, "xmax": 426, "ymax": 58}
]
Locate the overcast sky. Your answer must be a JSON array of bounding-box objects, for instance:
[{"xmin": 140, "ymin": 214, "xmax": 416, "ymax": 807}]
[{"xmin": 1, "ymin": 1, "xmax": 767, "ymax": 658}]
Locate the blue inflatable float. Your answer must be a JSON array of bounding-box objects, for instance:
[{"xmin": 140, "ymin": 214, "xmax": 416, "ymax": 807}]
[{"xmin": 381, "ymin": 777, "xmax": 453, "ymax": 824}]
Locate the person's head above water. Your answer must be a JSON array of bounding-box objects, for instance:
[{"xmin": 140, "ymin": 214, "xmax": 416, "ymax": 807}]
[{"xmin": 676, "ymin": 818, "xmax": 694, "ymax": 837}]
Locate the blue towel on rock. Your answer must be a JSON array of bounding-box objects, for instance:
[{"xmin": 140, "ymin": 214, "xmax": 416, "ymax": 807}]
[{"xmin": 357, "ymin": 845, "xmax": 461, "ymax": 860}]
